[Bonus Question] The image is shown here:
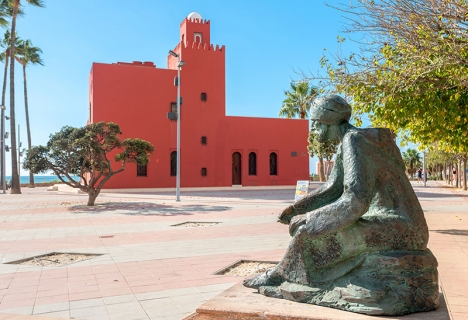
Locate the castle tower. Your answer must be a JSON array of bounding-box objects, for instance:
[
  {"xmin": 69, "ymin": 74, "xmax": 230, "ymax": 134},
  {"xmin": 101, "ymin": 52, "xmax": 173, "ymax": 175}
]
[
  {"xmin": 166, "ymin": 12, "xmax": 227, "ymax": 185},
  {"xmin": 167, "ymin": 12, "xmax": 225, "ymax": 121}
]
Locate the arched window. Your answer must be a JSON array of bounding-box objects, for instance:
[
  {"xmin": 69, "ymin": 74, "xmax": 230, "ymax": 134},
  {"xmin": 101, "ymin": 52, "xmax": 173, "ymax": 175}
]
[
  {"xmin": 170, "ymin": 151, "xmax": 177, "ymax": 176},
  {"xmin": 194, "ymin": 32, "xmax": 202, "ymax": 43},
  {"xmin": 248, "ymin": 152, "xmax": 257, "ymax": 176},
  {"xmin": 270, "ymin": 152, "xmax": 278, "ymax": 175}
]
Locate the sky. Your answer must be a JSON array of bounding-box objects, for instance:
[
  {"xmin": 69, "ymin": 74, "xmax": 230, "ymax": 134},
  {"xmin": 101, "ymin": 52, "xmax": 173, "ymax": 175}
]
[{"xmin": 3, "ymin": 0, "xmax": 366, "ymax": 176}]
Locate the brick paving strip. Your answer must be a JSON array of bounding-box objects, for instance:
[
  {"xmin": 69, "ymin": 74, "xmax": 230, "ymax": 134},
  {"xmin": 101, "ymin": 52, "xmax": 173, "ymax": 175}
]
[{"xmin": 0, "ymin": 182, "xmax": 465, "ymax": 320}]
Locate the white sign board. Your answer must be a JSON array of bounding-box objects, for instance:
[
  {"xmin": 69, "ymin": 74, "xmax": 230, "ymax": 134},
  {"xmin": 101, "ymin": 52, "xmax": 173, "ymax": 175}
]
[{"xmin": 294, "ymin": 180, "xmax": 309, "ymax": 201}]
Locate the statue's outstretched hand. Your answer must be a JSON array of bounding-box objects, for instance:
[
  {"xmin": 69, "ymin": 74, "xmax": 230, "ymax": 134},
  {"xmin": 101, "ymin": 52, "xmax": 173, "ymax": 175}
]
[
  {"xmin": 277, "ymin": 205, "xmax": 295, "ymax": 224},
  {"xmin": 289, "ymin": 214, "xmax": 306, "ymax": 236}
]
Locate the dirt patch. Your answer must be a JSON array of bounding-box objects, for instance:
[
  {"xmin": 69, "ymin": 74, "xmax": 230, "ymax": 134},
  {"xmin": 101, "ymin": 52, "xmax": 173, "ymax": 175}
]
[
  {"xmin": 216, "ymin": 260, "xmax": 277, "ymax": 277},
  {"xmin": 172, "ymin": 222, "xmax": 221, "ymax": 227},
  {"xmin": 9, "ymin": 253, "xmax": 101, "ymax": 267}
]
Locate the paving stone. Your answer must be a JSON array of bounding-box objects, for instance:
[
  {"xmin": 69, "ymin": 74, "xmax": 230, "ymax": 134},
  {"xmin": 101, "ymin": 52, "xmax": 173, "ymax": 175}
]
[
  {"xmin": 70, "ymin": 305, "xmax": 108, "ymax": 318},
  {"xmin": 33, "ymin": 302, "xmax": 69, "ymax": 314},
  {"xmin": 104, "ymin": 294, "xmax": 138, "ymax": 305},
  {"xmin": 35, "ymin": 310, "xmax": 71, "ymax": 319},
  {"xmin": 69, "ymin": 298, "xmax": 105, "ymax": 309}
]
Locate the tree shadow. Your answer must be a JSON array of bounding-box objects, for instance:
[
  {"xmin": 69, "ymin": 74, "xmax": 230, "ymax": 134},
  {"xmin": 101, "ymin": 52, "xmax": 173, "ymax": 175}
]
[
  {"xmin": 153, "ymin": 189, "xmax": 296, "ymax": 201},
  {"xmin": 415, "ymin": 191, "xmax": 464, "ymax": 199},
  {"xmin": 68, "ymin": 201, "xmax": 232, "ymax": 216},
  {"xmin": 431, "ymin": 229, "xmax": 468, "ymax": 236}
]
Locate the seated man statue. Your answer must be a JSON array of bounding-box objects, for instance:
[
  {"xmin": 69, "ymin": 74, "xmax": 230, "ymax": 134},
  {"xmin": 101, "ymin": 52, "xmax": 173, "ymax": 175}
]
[{"xmin": 244, "ymin": 95, "xmax": 439, "ymax": 316}]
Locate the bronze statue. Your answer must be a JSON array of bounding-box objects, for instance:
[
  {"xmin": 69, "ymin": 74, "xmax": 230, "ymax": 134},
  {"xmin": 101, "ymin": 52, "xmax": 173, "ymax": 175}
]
[{"xmin": 244, "ymin": 95, "xmax": 439, "ymax": 316}]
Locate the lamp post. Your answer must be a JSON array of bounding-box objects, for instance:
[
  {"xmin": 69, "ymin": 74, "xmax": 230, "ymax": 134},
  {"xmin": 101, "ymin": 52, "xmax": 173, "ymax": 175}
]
[
  {"xmin": 0, "ymin": 104, "xmax": 5, "ymax": 194},
  {"xmin": 168, "ymin": 50, "xmax": 186, "ymax": 202}
]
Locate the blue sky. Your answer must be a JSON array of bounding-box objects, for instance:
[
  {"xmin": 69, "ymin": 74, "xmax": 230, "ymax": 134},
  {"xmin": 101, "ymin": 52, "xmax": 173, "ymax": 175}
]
[{"xmin": 4, "ymin": 0, "xmax": 364, "ymax": 176}]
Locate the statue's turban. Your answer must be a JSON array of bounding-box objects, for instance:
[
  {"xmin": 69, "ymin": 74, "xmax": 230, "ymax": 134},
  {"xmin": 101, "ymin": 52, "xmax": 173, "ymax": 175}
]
[{"xmin": 310, "ymin": 95, "xmax": 352, "ymax": 126}]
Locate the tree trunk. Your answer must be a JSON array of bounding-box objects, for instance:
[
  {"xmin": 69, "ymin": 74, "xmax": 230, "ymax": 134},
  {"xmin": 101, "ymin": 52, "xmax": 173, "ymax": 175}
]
[
  {"xmin": 464, "ymin": 158, "xmax": 467, "ymax": 191},
  {"xmin": 451, "ymin": 161, "xmax": 454, "ymax": 186},
  {"xmin": 0, "ymin": 55, "xmax": 8, "ymax": 189},
  {"xmin": 318, "ymin": 156, "xmax": 325, "ymax": 182},
  {"xmin": 457, "ymin": 159, "xmax": 461, "ymax": 189},
  {"xmin": 87, "ymin": 190, "xmax": 98, "ymax": 206},
  {"xmin": 445, "ymin": 162, "xmax": 448, "ymax": 183},
  {"xmin": 9, "ymin": 1, "xmax": 20, "ymax": 194},
  {"xmin": 0, "ymin": 107, "xmax": 3, "ymax": 190},
  {"xmin": 1, "ymin": 55, "xmax": 8, "ymax": 106},
  {"xmin": 299, "ymin": 109, "xmax": 306, "ymax": 119},
  {"xmin": 22, "ymin": 65, "xmax": 33, "ymax": 187}
]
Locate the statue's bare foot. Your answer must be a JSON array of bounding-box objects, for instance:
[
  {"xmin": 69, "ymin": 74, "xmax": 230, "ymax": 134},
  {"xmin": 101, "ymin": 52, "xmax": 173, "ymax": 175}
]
[
  {"xmin": 244, "ymin": 271, "xmax": 271, "ymax": 289},
  {"xmin": 244, "ymin": 270, "xmax": 283, "ymax": 289}
]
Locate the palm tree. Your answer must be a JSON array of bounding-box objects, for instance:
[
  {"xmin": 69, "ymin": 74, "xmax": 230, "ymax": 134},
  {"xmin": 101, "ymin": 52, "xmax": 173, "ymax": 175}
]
[
  {"xmin": 16, "ymin": 39, "xmax": 42, "ymax": 187},
  {"xmin": 0, "ymin": 0, "xmax": 17, "ymax": 191},
  {"xmin": 402, "ymin": 148, "xmax": 421, "ymax": 178},
  {"xmin": 8, "ymin": 0, "xmax": 43, "ymax": 194},
  {"xmin": 279, "ymin": 81, "xmax": 328, "ymax": 180},
  {"xmin": 279, "ymin": 81, "xmax": 318, "ymax": 119},
  {"xmin": 1, "ymin": 30, "xmax": 21, "ymax": 111}
]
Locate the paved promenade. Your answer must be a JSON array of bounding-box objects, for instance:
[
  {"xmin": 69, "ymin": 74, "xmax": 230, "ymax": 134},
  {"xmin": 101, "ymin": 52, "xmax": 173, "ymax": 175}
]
[{"xmin": 0, "ymin": 181, "xmax": 466, "ymax": 320}]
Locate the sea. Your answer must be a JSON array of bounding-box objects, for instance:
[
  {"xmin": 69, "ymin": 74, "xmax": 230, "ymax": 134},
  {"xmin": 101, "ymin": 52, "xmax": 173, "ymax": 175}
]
[{"xmin": 5, "ymin": 175, "xmax": 79, "ymax": 184}]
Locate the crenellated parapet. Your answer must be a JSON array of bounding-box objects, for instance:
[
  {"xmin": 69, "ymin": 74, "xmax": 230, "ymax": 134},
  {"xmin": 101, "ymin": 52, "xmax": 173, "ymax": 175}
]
[
  {"xmin": 180, "ymin": 17, "xmax": 210, "ymax": 26},
  {"xmin": 169, "ymin": 42, "xmax": 225, "ymax": 55},
  {"xmin": 189, "ymin": 42, "xmax": 225, "ymax": 52}
]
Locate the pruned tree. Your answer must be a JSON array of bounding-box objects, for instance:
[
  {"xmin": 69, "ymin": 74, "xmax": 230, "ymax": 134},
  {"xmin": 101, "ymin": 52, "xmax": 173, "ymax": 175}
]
[
  {"xmin": 307, "ymin": 131, "xmax": 339, "ymax": 181},
  {"xmin": 23, "ymin": 122, "xmax": 155, "ymax": 206}
]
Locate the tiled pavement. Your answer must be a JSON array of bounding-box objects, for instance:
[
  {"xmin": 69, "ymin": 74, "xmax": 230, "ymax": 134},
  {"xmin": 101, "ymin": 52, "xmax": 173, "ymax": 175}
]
[{"xmin": 0, "ymin": 182, "xmax": 466, "ymax": 319}]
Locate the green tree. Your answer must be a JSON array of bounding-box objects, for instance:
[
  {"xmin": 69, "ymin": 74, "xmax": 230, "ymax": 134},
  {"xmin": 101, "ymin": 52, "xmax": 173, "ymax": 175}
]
[
  {"xmin": 402, "ymin": 149, "xmax": 421, "ymax": 178},
  {"xmin": 23, "ymin": 122, "xmax": 155, "ymax": 206},
  {"xmin": 16, "ymin": 38, "xmax": 42, "ymax": 187},
  {"xmin": 307, "ymin": 131, "xmax": 339, "ymax": 182},
  {"xmin": 320, "ymin": 0, "xmax": 468, "ymax": 154},
  {"xmin": 0, "ymin": 1, "xmax": 21, "ymax": 190},
  {"xmin": 279, "ymin": 81, "xmax": 318, "ymax": 119},
  {"xmin": 8, "ymin": 0, "xmax": 43, "ymax": 194}
]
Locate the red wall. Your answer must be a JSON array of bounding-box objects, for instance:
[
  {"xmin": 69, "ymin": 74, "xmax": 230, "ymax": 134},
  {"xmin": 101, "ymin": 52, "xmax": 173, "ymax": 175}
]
[{"xmin": 89, "ymin": 16, "xmax": 309, "ymax": 189}]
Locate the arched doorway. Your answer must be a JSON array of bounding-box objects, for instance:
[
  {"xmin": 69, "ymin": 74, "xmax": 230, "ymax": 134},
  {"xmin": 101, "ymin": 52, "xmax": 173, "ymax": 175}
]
[{"xmin": 232, "ymin": 152, "xmax": 241, "ymax": 185}]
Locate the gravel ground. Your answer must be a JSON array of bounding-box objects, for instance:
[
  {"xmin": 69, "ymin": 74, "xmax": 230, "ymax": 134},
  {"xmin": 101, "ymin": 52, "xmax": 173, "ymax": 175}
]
[
  {"xmin": 173, "ymin": 222, "xmax": 220, "ymax": 227},
  {"xmin": 17, "ymin": 253, "xmax": 98, "ymax": 267},
  {"xmin": 221, "ymin": 261, "xmax": 277, "ymax": 277}
]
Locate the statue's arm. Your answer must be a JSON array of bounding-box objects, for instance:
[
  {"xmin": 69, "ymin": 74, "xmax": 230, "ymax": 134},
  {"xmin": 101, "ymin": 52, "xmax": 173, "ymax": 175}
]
[
  {"xmin": 303, "ymin": 133, "xmax": 375, "ymax": 238},
  {"xmin": 278, "ymin": 148, "xmax": 344, "ymax": 224}
]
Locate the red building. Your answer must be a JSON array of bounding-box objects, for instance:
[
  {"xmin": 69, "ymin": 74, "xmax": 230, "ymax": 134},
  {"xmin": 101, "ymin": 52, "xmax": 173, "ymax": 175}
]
[{"xmin": 89, "ymin": 12, "xmax": 309, "ymax": 189}]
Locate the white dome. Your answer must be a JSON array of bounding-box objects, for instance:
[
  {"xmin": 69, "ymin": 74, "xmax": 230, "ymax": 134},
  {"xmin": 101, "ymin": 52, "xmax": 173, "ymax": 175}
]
[{"xmin": 187, "ymin": 12, "xmax": 202, "ymax": 20}]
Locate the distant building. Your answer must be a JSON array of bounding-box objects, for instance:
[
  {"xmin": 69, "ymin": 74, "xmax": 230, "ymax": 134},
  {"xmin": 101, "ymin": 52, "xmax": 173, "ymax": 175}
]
[
  {"xmin": 89, "ymin": 12, "xmax": 309, "ymax": 189},
  {"xmin": 316, "ymin": 160, "xmax": 334, "ymax": 178}
]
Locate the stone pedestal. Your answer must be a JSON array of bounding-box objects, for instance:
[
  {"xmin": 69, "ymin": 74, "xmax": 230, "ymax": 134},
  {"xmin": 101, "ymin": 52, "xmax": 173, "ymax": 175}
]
[{"xmin": 184, "ymin": 282, "xmax": 449, "ymax": 320}]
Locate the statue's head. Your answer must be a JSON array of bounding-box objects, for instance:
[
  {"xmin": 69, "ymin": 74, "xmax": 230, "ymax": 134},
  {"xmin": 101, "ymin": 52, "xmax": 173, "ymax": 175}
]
[{"xmin": 310, "ymin": 95, "xmax": 352, "ymax": 142}]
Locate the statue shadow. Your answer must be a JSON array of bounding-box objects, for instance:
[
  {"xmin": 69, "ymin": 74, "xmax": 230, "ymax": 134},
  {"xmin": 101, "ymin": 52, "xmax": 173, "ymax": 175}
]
[
  {"xmin": 431, "ymin": 229, "xmax": 468, "ymax": 237},
  {"xmin": 68, "ymin": 202, "xmax": 232, "ymax": 216}
]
